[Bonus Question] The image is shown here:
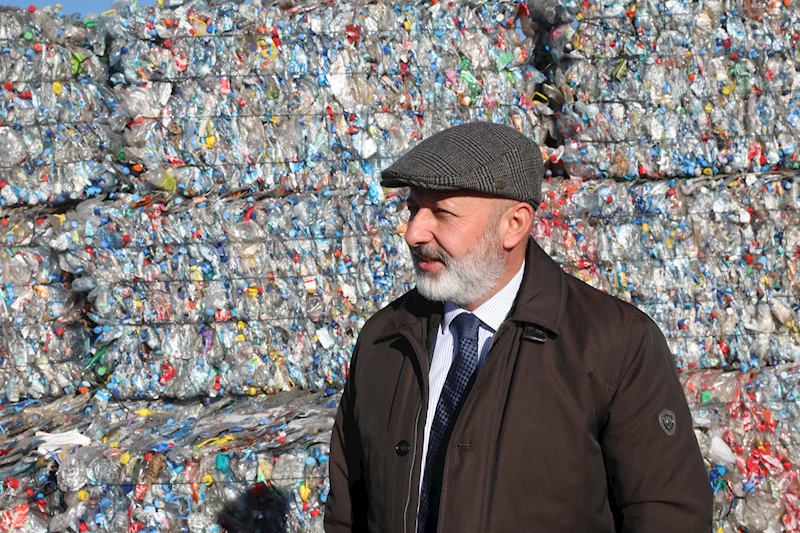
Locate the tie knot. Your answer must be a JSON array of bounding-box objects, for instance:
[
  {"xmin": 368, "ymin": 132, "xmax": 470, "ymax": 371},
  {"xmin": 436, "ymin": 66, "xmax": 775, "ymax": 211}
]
[{"xmin": 451, "ymin": 312, "xmax": 481, "ymax": 344}]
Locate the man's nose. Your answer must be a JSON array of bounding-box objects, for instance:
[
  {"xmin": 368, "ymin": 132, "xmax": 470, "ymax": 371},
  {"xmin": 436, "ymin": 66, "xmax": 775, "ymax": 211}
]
[{"xmin": 405, "ymin": 209, "xmax": 434, "ymax": 248}]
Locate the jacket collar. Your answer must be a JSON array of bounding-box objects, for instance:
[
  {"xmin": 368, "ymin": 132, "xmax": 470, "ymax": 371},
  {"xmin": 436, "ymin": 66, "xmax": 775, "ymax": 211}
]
[
  {"xmin": 505, "ymin": 237, "xmax": 567, "ymax": 336},
  {"xmin": 377, "ymin": 286, "xmax": 442, "ymax": 342},
  {"xmin": 377, "ymin": 237, "xmax": 567, "ymax": 340}
]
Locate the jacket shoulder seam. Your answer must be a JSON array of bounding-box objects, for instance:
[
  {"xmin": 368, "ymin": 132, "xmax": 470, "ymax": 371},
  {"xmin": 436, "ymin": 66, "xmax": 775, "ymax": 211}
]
[{"xmin": 606, "ymin": 304, "xmax": 637, "ymax": 393}]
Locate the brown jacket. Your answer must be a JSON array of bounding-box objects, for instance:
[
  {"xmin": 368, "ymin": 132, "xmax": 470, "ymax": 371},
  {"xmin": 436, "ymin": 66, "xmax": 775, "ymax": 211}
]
[{"xmin": 325, "ymin": 238, "xmax": 712, "ymax": 533}]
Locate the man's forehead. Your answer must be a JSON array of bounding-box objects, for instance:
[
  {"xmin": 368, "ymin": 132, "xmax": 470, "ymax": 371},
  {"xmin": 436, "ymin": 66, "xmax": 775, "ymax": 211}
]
[{"xmin": 408, "ymin": 187, "xmax": 495, "ymax": 204}]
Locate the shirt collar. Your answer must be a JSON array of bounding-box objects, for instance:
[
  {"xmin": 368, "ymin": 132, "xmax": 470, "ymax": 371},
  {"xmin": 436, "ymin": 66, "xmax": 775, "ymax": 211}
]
[{"xmin": 442, "ymin": 260, "xmax": 526, "ymax": 334}]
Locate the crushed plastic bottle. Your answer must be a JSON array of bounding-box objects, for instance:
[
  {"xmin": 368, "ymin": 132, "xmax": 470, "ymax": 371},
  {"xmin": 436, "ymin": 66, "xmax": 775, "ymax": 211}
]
[
  {"xmin": 0, "ymin": 208, "xmax": 89, "ymax": 403},
  {"xmin": 43, "ymin": 187, "xmax": 412, "ymax": 398},
  {"xmin": 0, "ymin": 390, "xmax": 336, "ymax": 533},
  {"xmin": 536, "ymin": 174, "xmax": 800, "ymax": 372},
  {"xmin": 540, "ymin": 0, "xmax": 800, "ymax": 178},
  {"xmin": 0, "ymin": 6, "xmax": 123, "ymax": 207},
  {"xmin": 683, "ymin": 365, "xmax": 800, "ymax": 532},
  {"xmin": 0, "ymin": 0, "xmax": 797, "ymax": 531},
  {"xmin": 99, "ymin": 0, "xmax": 551, "ymax": 196},
  {"xmin": 11, "ymin": 172, "xmax": 793, "ymax": 403},
  {"xmin": 5, "ymin": 364, "xmax": 800, "ymax": 533},
  {"xmin": 0, "ymin": 0, "xmax": 553, "ymax": 403}
]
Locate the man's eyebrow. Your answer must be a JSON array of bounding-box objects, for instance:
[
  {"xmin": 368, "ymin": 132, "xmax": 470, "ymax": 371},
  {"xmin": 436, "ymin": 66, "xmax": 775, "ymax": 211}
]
[{"xmin": 434, "ymin": 197, "xmax": 460, "ymax": 210}]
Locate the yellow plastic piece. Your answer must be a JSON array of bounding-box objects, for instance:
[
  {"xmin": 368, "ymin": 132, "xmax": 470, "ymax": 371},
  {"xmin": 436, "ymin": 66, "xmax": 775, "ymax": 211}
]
[
  {"xmin": 53, "ymin": 82, "xmax": 62, "ymax": 95},
  {"xmin": 530, "ymin": 92, "xmax": 549, "ymax": 105},
  {"xmin": 120, "ymin": 453, "xmax": 131, "ymax": 465},
  {"xmin": 190, "ymin": 16, "xmax": 207, "ymax": 35},
  {"xmin": 196, "ymin": 434, "xmax": 237, "ymax": 450},
  {"xmin": 203, "ymin": 474, "xmax": 214, "ymax": 486},
  {"xmin": 77, "ymin": 490, "xmax": 89, "ymax": 501},
  {"xmin": 34, "ymin": 285, "xmax": 49, "ymax": 297},
  {"xmin": 299, "ymin": 481, "xmax": 310, "ymax": 502},
  {"xmin": 205, "ymin": 135, "xmax": 216, "ymax": 147}
]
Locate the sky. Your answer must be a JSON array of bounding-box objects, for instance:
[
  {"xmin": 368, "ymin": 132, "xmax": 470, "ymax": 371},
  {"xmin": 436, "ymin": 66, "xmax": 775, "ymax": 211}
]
[{"xmin": 0, "ymin": 0, "xmax": 150, "ymax": 15}]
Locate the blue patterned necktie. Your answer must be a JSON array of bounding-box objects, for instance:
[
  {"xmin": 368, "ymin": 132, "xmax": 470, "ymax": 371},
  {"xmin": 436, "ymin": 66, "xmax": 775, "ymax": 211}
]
[{"xmin": 418, "ymin": 312, "xmax": 482, "ymax": 533}]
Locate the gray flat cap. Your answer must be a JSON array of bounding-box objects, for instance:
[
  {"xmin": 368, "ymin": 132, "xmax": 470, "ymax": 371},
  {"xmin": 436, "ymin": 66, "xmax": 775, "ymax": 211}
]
[{"xmin": 380, "ymin": 121, "xmax": 544, "ymax": 206}]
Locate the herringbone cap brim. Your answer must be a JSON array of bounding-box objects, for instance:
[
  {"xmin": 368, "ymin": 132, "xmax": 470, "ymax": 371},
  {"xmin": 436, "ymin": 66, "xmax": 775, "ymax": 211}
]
[{"xmin": 380, "ymin": 121, "xmax": 544, "ymax": 207}]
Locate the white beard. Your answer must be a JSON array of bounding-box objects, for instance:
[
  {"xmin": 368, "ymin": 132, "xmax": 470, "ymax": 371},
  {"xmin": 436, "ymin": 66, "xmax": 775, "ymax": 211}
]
[{"xmin": 411, "ymin": 227, "xmax": 505, "ymax": 307}]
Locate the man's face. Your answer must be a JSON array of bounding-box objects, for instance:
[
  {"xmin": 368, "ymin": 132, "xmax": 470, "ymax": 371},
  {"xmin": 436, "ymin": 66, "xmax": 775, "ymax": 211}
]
[{"xmin": 404, "ymin": 188, "xmax": 507, "ymax": 306}]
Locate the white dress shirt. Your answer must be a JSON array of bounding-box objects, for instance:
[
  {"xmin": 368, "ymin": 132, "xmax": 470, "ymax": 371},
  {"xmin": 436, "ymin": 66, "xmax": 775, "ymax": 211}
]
[{"xmin": 417, "ymin": 261, "xmax": 525, "ymax": 504}]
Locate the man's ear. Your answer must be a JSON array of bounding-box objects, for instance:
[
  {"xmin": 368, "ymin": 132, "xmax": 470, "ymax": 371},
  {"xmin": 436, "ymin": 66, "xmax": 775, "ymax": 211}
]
[{"xmin": 501, "ymin": 202, "xmax": 534, "ymax": 250}]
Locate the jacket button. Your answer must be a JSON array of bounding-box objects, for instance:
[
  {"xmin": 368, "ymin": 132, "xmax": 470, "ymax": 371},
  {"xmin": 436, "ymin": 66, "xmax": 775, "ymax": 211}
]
[{"xmin": 396, "ymin": 440, "xmax": 410, "ymax": 457}]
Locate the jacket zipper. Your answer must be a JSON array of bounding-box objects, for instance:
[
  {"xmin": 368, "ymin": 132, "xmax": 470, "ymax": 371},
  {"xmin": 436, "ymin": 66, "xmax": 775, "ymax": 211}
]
[
  {"xmin": 435, "ymin": 320, "xmax": 514, "ymax": 533},
  {"xmin": 404, "ymin": 403, "xmax": 423, "ymax": 533},
  {"xmin": 397, "ymin": 329, "xmax": 430, "ymax": 533},
  {"xmin": 396, "ymin": 319, "xmax": 508, "ymax": 533}
]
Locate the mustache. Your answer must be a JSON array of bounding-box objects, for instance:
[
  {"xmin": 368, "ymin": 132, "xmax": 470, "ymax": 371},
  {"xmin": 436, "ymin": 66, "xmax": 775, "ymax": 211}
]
[{"xmin": 410, "ymin": 244, "xmax": 451, "ymax": 265}]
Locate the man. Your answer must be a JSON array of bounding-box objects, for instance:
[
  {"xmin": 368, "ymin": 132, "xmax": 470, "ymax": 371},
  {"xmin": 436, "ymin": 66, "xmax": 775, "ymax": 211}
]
[{"xmin": 324, "ymin": 122, "xmax": 712, "ymax": 533}]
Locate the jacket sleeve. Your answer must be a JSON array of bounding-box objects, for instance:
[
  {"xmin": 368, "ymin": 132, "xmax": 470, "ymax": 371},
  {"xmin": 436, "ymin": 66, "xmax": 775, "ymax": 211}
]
[
  {"xmin": 601, "ymin": 311, "xmax": 713, "ymax": 533},
  {"xmin": 324, "ymin": 342, "xmax": 368, "ymax": 533}
]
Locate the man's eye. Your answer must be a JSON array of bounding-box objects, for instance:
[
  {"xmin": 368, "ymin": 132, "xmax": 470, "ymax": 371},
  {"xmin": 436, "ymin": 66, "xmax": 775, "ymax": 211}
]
[{"xmin": 433, "ymin": 208, "xmax": 452, "ymax": 216}]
